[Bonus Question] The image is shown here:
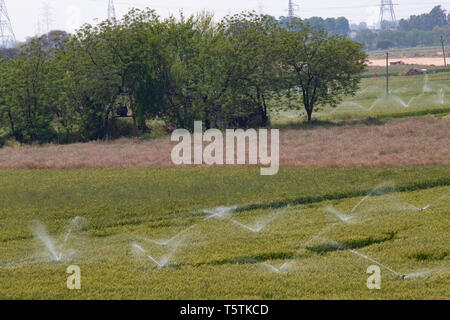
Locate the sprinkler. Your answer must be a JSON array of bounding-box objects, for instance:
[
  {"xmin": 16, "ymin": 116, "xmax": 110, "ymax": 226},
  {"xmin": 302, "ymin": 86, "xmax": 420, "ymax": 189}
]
[
  {"xmin": 203, "ymin": 206, "xmax": 237, "ymax": 220},
  {"xmin": 132, "ymin": 242, "xmax": 178, "ymax": 269},
  {"xmin": 326, "ymin": 206, "xmax": 355, "ymax": 223}
]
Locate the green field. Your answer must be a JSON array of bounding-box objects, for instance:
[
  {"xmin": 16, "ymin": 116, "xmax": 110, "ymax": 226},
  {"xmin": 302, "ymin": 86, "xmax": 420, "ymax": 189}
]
[
  {"xmin": 271, "ymin": 70, "xmax": 450, "ymax": 123},
  {"xmin": 0, "ymin": 167, "xmax": 449, "ymax": 299}
]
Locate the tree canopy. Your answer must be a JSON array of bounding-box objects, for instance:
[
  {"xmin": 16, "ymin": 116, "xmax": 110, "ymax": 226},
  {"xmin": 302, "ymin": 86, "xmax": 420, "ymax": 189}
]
[{"xmin": 0, "ymin": 9, "xmax": 367, "ymax": 145}]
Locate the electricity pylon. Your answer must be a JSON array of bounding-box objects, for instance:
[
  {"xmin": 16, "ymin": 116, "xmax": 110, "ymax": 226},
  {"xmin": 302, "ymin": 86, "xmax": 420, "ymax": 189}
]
[
  {"xmin": 380, "ymin": 0, "xmax": 397, "ymax": 30},
  {"xmin": 257, "ymin": 0, "xmax": 264, "ymax": 15},
  {"xmin": 0, "ymin": 0, "xmax": 16, "ymax": 48},
  {"xmin": 288, "ymin": 0, "xmax": 294, "ymax": 18},
  {"xmin": 108, "ymin": 0, "xmax": 116, "ymax": 21}
]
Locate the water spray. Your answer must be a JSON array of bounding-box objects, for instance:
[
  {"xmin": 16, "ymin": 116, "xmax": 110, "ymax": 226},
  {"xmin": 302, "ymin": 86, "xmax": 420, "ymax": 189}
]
[
  {"xmin": 348, "ymin": 249, "xmax": 402, "ymax": 278},
  {"xmin": 262, "ymin": 261, "xmax": 292, "ymax": 274},
  {"xmin": 131, "ymin": 242, "xmax": 175, "ymax": 269},
  {"xmin": 203, "ymin": 206, "xmax": 237, "ymax": 220},
  {"xmin": 33, "ymin": 221, "xmax": 62, "ymax": 262},
  {"xmin": 403, "ymin": 192, "xmax": 449, "ymax": 212},
  {"xmin": 423, "ymin": 73, "xmax": 432, "ymax": 93},
  {"xmin": 350, "ymin": 181, "xmax": 395, "ymax": 214},
  {"xmin": 230, "ymin": 207, "xmax": 288, "ymax": 233},
  {"xmin": 326, "ymin": 206, "xmax": 355, "ymax": 223},
  {"xmin": 141, "ymin": 224, "xmax": 198, "ymax": 247},
  {"xmin": 401, "ymin": 268, "xmax": 449, "ymax": 280}
]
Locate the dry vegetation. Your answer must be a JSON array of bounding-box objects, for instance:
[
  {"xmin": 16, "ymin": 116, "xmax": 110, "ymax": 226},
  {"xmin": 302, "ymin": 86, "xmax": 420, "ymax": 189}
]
[{"xmin": 0, "ymin": 116, "xmax": 448, "ymax": 169}]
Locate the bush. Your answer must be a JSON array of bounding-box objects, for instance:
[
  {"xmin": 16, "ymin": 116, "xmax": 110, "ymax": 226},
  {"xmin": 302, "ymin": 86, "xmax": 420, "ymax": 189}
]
[
  {"xmin": 0, "ymin": 134, "xmax": 6, "ymax": 148},
  {"xmin": 108, "ymin": 119, "xmax": 135, "ymax": 139}
]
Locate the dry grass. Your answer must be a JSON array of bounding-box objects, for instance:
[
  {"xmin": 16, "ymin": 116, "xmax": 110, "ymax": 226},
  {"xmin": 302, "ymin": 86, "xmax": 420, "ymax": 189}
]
[
  {"xmin": 0, "ymin": 116, "xmax": 448, "ymax": 169},
  {"xmin": 280, "ymin": 116, "xmax": 449, "ymax": 168}
]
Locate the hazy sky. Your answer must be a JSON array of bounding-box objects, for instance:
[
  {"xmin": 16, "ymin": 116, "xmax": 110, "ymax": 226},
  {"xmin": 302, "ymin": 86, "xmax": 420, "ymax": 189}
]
[{"xmin": 4, "ymin": 0, "xmax": 450, "ymax": 41}]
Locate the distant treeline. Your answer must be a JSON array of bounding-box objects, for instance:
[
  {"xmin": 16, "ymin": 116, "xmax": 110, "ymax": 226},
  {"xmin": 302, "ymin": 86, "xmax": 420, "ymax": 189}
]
[
  {"xmin": 0, "ymin": 10, "xmax": 366, "ymax": 145},
  {"xmin": 280, "ymin": 16, "xmax": 350, "ymax": 35},
  {"xmin": 355, "ymin": 6, "xmax": 450, "ymax": 49}
]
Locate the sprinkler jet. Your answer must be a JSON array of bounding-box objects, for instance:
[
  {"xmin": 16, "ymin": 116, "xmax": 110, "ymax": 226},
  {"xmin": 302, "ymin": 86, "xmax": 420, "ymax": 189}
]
[
  {"xmin": 132, "ymin": 243, "xmax": 173, "ymax": 269},
  {"xmin": 230, "ymin": 209, "xmax": 288, "ymax": 233},
  {"xmin": 203, "ymin": 206, "xmax": 237, "ymax": 220},
  {"xmin": 418, "ymin": 205, "xmax": 430, "ymax": 211},
  {"xmin": 402, "ymin": 268, "xmax": 450, "ymax": 280},
  {"xmin": 231, "ymin": 219, "xmax": 265, "ymax": 233},
  {"xmin": 262, "ymin": 261, "xmax": 293, "ymax": 273},
  {"xmin": 326, "ymin": 206, "xmax": 356, "ymax": 223},
  {"xmin": 142, "ymin": 224, "xmax": 197, "ymax": 247},
  {"xmin": 417, "ymin": 192, "xmax": 450, "ymax": 212}
]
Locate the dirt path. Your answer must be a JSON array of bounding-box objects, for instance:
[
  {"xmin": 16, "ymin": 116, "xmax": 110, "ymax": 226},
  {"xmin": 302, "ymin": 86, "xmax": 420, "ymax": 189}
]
[
  {"xmin": 0, "ymin": 116, "xmax": 449, "ymax": 169},
  {"xmin": 369, "ymin": 57, "xmax": 446, "ymax": 67}
]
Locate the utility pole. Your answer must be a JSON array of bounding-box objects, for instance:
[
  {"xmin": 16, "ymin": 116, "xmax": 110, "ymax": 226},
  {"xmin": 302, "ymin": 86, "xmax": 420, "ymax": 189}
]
[
  {"xmin": 0, "ymin": 0, "xmax": 16, "ymax": 48},
  {"xmin": 441, "ymin": 35, "xmax": 447, "ymax": 67},
  {"xmin": 386, "ymin": 52, "xmax": 389, "ymax": 96}
]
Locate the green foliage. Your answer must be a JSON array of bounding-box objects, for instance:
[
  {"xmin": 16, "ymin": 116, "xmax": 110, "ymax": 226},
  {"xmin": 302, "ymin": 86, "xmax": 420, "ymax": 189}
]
[
  {"xmin": 279, "ymin": 16, "xmax": 350, "ymax": 35},
  {"xmin": 0, "ymin": 9, "xmax": 367, "ymax": 143},
  {"xmin": 271, "ymin": 70, "xmax": 450, "ymax": 124},
  {"xmin": 399, "ymin": 6, "xmax": 448, "ymax": 32},
  {"xmin": 0, "ymin": 38, "xmax": 56, "ymax": 144},
  {"xmin": 278, "ymin": 21, "xmax": 367, "ymax": 121},
  {"xmin": 355, "ymin": 6, "xmax": 449, "ymax": 49}
]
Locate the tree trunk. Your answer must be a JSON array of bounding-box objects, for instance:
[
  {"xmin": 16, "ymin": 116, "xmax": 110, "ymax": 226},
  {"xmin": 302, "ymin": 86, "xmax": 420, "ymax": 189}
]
[
  {"xmin": 305, "ymin": 103, "xmax": 313, "ymax": 122},
  {"xmin": 261, "ymin": 93, "xmax": 269, "ymax": 127},
  {"xmin": 7, "ymin": 110, "xmax": 15, "ymax": 135},
  {"xmin": 131, "ymin": 112, "xmax": 138, "ymax": 136}
]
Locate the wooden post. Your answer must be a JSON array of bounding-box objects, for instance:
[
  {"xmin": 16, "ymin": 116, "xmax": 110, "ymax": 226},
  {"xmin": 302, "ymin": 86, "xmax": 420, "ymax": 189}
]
[
  {"xmin": 386, "ymin": 52, "xmax": 389, "ymax": 96},
  {"xmin": 441, "ymin": 35, "xmax": 447, "ymax": 67}
]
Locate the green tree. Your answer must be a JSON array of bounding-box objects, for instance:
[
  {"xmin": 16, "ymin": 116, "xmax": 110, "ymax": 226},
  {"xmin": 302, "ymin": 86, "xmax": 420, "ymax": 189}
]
[
  {"xmin": 160, "ymin": 13, "xmax": 221, "ymax": 130},
  {"xmin": 1, "ymin": 37, "xmax": 55, "ymax": 143},
  {"xmin": 399, "ymin": 6, "xmax": 448, "ymax": 32},
  {"xmin": 280, "ymin": 21, "xmax": 367, "ymax": 121},
  {"xmin": 220, "ymin": 12, "xmax": 282, "ymax": 127},
  {"xmin": 57, "ymin": 9, "xmax": 167, "ymax": 140},
  {"xmin": 61, "ymin": 25, "xmax": 123, "ymax": 141}
]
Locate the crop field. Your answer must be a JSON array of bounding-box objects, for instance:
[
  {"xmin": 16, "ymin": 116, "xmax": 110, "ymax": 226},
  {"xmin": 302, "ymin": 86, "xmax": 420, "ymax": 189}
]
[
  {"xmin": 0, "ymin": 167, "xmax": 449, "ymax": 299},
  {"xmin": 1, "ymin": 0, "xmax": 449, "ymax": 305},
  {"xmin": 0, "ymin": 65, "xmax": 448, "ymax": 301},
  {"xmin": 272, "ymin": 70, "xmax": 450, "ymax": 123}
]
